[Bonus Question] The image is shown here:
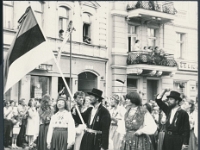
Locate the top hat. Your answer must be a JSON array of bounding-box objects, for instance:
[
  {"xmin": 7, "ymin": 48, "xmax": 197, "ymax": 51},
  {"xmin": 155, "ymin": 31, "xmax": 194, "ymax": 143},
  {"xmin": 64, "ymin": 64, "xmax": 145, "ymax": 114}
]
[
  {"xmin": 87, "ymin": 88, "xmax": 104, "ymax": 99},
  {"xmin": 167, "ymin": 91, "xmax": 182, "ymax": 101}
]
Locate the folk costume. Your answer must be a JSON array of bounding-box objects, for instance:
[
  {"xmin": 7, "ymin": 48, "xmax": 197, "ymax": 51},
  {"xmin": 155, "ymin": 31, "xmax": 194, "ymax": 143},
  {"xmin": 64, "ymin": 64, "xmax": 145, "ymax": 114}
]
[
  {"xmin": 120, "ymin": 106, "xmax": 157, "ymax": 150},
  {"xmin": 47, "ymin": 109, "xmax": 76, "ymax": 150},
  {"xmin": 37, "ymin": 95, "xmax": 54, "ymax": 150},
  {"xmin": 109, "ymin": 103, "xmax": 126, "ymax": 150},
  {"xmin": 188, "ymin": 106, "xmax": 198, "ymax": 150},
  {"xmin": 80, "ymin": 88, "xmax": 111, "ymax": 150},
  {"xmin": 155, "ymin": 91, "xmax": 190, "ymax": 150}
]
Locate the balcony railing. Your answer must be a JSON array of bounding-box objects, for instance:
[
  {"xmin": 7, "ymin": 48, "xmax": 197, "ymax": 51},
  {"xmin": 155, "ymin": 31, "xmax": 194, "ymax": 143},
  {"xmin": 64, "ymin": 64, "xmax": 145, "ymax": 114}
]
[
  {"xmin": 127, "ymin": 1, "xmax": 177, "ymax": 15},
  {"xmin": 127, "ymin": 50, "xmax": 177, "ymax": 67}
]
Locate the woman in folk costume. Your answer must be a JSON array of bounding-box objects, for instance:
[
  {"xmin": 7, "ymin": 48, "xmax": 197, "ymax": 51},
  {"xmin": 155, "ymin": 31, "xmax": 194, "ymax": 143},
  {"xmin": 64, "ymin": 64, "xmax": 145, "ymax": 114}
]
[
  {"xmin": 184, "ymin": 100, "xmax": 198, "ymax": 150},
  {"xmin": 37, "ymin": 94, "xmax": 54, "ymax": 150},
  {"xmin": 109, "ymin": 94, "xmax": 126, "ymax": 150},
  {"xmin": 120, "ymin": 91, "xmax": 157, "ymax": 150},
  {"xmin": 47, "ymin": 96, "xmax": 76, "ymax": 150}
]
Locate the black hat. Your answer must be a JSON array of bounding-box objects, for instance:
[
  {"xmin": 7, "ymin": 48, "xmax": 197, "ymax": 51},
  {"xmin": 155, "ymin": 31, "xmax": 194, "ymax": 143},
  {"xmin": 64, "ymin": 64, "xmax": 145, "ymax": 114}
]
[
  {"xmin": 87, "ymin": 88, "xmax": 104, "ymax": 99},
  {"xmin": 167, "ymin": 91, "xmax": 182, "ymax": 101}
]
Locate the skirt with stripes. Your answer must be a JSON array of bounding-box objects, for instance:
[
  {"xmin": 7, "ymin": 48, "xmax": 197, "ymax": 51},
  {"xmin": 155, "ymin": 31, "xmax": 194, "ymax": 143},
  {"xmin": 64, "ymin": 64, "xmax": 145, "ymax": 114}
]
[{"xmin": 51, "ymin": 128, "xmax": 68, "ymax": 150}]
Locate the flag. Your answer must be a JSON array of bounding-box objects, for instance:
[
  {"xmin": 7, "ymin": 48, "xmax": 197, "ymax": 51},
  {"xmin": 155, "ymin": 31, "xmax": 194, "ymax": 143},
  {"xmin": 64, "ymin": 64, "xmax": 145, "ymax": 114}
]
[{"xmin": 4, "ymin": 6, "xmax": 54, "ymax": 93}]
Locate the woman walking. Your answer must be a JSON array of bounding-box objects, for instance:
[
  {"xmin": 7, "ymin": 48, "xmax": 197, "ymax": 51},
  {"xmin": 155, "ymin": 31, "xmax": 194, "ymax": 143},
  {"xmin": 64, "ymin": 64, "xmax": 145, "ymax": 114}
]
[
  {"xmin": 37, "ymin": 94, "xmax": 54, "ymax": 150},
  {"xmin": 120, "ymin": 92, "xmax": 157, "ymax": 150},
  {"xmin": 47, "ymin": 96, "xmax": 76, "ymax": 150}
]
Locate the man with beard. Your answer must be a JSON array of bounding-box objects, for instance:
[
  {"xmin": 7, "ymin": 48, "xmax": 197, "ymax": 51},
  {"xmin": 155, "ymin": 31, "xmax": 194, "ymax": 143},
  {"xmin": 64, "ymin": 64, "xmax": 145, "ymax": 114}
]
[
  {"xmin": 155, "ymin": 89, "xmax": 190, "ymax": 150},
  {"xmin": 80, "ymin": 88, "xmax": 111, "ymax": 150}
]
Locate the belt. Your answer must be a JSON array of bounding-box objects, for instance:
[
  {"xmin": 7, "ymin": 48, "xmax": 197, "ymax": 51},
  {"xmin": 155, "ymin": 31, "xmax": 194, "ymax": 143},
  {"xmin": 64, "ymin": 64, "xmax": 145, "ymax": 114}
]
[
  {"xmin": 85, "ymin": 128, "xmax": 102, "ymax": 134},
  {"xmin": 111, "ymin": 123, "xmax": 118, "ymax": 126},
  {"xmin": 166, "ymin": 131, "xmax": 179, "ymax": 135}
]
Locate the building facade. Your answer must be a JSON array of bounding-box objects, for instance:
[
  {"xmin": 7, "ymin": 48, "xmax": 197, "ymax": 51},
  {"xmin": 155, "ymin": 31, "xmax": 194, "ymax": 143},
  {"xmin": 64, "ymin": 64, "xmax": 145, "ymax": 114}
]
[
  {"xmin": 3, "ymin": 1, "xmax": 109, "ymax": 103},
  {"xmin": 108, "ymin": 1, "xmax": 198, "ymax": 103},
  {"xmin": 3, "ymin": 1, "xmax": 198, "ymax": 104}
]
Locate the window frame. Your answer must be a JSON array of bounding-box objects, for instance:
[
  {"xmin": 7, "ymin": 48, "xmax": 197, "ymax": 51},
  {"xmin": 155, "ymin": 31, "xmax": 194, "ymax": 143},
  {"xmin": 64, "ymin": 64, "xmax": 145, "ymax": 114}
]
[
  {"xmin": 3, "ymin": 1, "xmax": 14, "ymax": 29},
  {"xmin": 82, "ymin": 12, "xmax": 92, "ymax": 44},
  {"xmin": 58, "ymin": 6, "xmax": 69, "ymax": 32},
  {"xmin": 128, "ymin": 24, "xmax": 138, "ymax": 52},
  {"xmin": 176, "ymin": 32, "xmax": 185, "ymax": 59},
  {"xmin": 147, "ymin": 28, "xmax": 157, "ymax": 47}
]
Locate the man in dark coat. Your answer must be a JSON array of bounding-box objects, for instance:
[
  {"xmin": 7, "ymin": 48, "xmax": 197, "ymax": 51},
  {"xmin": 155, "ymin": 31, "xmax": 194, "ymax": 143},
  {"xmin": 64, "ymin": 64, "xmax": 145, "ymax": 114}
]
[
  {"xmin": 80, "ymin": 88, "xmax": 111, "ymax": 150},
  {"xmin": 155, "ymin": 89, "xmax": 190, "ymax": 150}
]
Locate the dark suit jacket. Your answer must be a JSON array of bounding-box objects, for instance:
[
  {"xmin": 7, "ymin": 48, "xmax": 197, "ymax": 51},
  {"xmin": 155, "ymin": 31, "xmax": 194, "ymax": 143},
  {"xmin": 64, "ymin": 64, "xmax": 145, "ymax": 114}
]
[
  {"xmin": 83, "ymin": 104, "xmax": 111, "ymax": 149},
  {"xmin": 155, "ymin": 97, "xmax": 190, "ymax": 145}
]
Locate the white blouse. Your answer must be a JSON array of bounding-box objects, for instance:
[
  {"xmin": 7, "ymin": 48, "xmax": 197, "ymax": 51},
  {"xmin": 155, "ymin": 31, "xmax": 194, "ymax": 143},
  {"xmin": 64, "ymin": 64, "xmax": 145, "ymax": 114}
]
[{"xmin": 47, "ymin": 110, "xmax": 76, "ymax": 147}]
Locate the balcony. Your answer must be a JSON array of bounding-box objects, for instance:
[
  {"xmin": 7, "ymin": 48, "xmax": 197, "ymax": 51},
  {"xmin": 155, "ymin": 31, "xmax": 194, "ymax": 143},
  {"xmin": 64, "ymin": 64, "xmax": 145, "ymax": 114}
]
[
  {"xmin": 126, "ymin": 1, "xmax": 177, "ymax": 24},
  {"xmin": 126, "ymin": 50, "xmax": 177, "ymax": 76}
]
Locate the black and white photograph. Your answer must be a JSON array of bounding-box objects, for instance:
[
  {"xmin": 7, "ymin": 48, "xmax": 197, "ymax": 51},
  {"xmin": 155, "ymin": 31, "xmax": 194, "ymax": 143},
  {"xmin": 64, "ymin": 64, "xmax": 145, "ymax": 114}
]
[{"xmin": 3, "ymin": 1, "xmax": 198, "ymax": 150}]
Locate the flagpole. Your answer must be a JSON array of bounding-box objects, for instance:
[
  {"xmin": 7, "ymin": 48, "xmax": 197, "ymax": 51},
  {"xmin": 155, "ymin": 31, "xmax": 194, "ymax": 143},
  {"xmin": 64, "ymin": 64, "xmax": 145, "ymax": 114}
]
[{"xmin": 52, "ymin": 55, "xmax": 85, "ymax": 124}]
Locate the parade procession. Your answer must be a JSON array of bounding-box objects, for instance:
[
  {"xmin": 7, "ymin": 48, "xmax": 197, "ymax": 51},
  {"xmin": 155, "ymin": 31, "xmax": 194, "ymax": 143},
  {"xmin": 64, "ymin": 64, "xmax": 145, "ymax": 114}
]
[{"xmin": 3, "ymin": 1, "xmax": 198, "ymax": 150}]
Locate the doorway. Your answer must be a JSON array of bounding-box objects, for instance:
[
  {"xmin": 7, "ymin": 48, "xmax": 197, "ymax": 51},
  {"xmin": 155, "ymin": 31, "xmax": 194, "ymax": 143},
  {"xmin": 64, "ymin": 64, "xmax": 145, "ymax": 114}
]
[
  {"xmin": 147, "ymin": 79, "xmax": 158, "ymax": 101},
  {"xmin": 78, "ymin": 72, "xmax": 97, "ymax": 93}
]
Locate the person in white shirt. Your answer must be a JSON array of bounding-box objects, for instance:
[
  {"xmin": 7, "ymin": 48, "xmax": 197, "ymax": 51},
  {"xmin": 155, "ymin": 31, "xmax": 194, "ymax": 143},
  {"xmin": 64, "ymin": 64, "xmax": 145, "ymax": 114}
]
[
  {"xmin": 109, "ymin": 94, "xmax": 126, "ymax": 150},
  {"xmin": 121, "ymin": 91, "xmax": 157, "ymax": 150},
  {"xmin": 4, "ymin": 100, "xmax": 14, "ymax": 148},
  {"xmin": 183, "ymin": 99, "xmax": 198, "ymax": 150},
  {"xmin": 47, "ymin": 96, "xmax": 76, "ymax": 150},
  {"xmin": 133, "ymin": 40, "xmax": 141, "ymax": 51}
]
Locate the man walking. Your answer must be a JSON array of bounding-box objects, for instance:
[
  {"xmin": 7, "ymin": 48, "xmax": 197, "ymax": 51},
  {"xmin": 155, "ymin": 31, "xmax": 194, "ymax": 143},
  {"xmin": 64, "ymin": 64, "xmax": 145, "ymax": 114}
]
[
  {"xmin": 155, "ymin": 89, "xmax": 190, "ymax": 150},
  {"xmin": 80, "ymin": 88, "xmax": 111, "ymax": 150}
]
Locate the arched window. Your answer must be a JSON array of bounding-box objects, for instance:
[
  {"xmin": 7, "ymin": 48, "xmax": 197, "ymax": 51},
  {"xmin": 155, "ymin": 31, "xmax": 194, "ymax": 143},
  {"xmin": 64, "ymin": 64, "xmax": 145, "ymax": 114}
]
[
  {"xmin": 3, "ymin": 1, "xmax": 14, "ymax": 29},
  {"xmin": 31, "ymin": 1, "xmax": 44, "ymax": 26},
  {"xmin": 58, "ymin": 6, "xmax": 69, "ymax": 31},
  {"xmin": 82, "ymin": 12, "xmax": 92, "ymax": 44}
]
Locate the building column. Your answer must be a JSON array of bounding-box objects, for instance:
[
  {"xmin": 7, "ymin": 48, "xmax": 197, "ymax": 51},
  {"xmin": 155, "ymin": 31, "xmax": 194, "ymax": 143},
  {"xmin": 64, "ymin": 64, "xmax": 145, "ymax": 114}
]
[
  {"xmin": 51, "ymin": 76, "xmax": 58, "ymax": 100},
  {"xmin": 72, "ymin": 76, "xmax": 78, "ymax": 96},
  {"xmin": 20, "ymin": 75, "xmax": 31, "ymax": 104},
  {"xmin": 161, "ymin": 76, "xmax": 174, "ymax": 90}
]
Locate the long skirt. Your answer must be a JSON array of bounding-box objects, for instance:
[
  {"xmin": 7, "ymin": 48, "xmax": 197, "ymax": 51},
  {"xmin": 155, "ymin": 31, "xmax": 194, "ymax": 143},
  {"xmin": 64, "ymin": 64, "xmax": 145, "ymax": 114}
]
[
  {"xmin": 80, "ymin": 131, "xmax": 102, "ymax": 150},
  {"xmin": 157, "ymin": 131, "xmax": 165, "ymax": 150},
  {"xmin": 188, "ymin": 129, "xmax": 198, "ymax": 150},
  {"xmin": 4, "ymin": 119, "xmax": 13, "ymax": 147},
  {"xmin": 109, "ymin": 125, "xmax": 124, "ymax": 150},
  {"xmin": 37, "ymin": 124, "xmax": 49, "ymax": 150},
  {"xmin": 17, "ymin": 119, "xmax": 27, "ymax": 147},
  {"xmin": 120, "ymin": 131, "xmax": 154, "ymax": 150},
  {"xmin": 50, "ymin": 128, "xmax": 68, "ymax": 150}
]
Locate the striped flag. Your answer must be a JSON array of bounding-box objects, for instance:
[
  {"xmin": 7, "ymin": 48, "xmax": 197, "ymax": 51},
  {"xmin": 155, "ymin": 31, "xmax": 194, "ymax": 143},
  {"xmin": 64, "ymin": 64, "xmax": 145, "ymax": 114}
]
[{"xmin": 4, "ymin": 6, "xmax": 54, "ymax": 93}]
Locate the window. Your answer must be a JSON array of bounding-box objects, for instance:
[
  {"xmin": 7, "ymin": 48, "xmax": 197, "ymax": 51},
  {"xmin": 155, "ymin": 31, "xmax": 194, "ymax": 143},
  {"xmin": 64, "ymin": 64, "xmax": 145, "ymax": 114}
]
[
  {"xmin": 58, "ymin": 6, "xmax": 69, "ymax": 32},
  {"xmin": 128, "ymin": 25, "xmax": 138, "ymax": 52},
  {"xmin": 175, "ymin": 32, "xmax": 185, "ymax": 58},
  {"xmin": 30, "ymin": 76, "xmax": 50, "ymax": 100},
  {"xmin": 127, "ymin": 78, "xmax": 137, "ymax": 93},
  {"xmin": 31, "ymin": 1, "xmax": 44, "ymax": 27},
  {"xmin": 83, "ymin": 13, "xmax": 91, "ymax": 44},
  {"xmin": 3, "ymin": 1, "xmax": 14, "ymax": 29},
  {"xmin": 147, "ymin": 28, "xmax": 157, "ymax": 47}
]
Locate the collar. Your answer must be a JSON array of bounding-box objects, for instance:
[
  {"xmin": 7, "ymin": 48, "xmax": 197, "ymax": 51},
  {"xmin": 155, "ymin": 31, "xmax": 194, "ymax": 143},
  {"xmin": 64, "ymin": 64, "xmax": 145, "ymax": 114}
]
[
  {"xmin": 172, "ymin": 106, "xmax": 180, "ymax": 112},
  {"xmin": 93, "ymin": 102, "xmax": 101, "ymax": 109}
]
